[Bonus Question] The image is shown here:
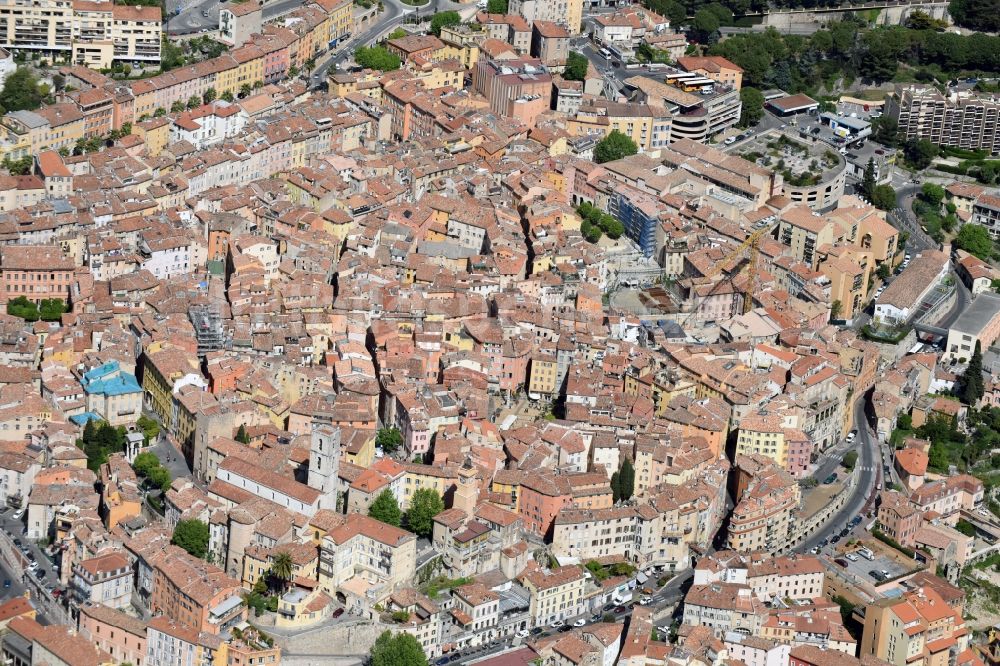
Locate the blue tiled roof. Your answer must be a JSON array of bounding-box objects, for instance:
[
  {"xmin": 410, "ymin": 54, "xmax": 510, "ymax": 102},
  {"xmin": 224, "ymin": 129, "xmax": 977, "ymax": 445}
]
[
  {"xmin": 69, "ymin": 412, "xmax": 102, "ymax": 426},
  {"xmin": 81, "ymin": 361, "xmax": 142, "ymax": 397}
]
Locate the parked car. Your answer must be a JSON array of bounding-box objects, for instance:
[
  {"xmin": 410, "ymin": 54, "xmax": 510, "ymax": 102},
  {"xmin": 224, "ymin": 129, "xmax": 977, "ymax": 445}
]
[
  {"xmin": 823, "ymin": 473, "xmax": 838, "ymax": 484},
  {"xmin": 835, "ymin": 558, "xmax": 848, "ymax": 567},
  {"xmin": 12, "ymin": 509, "xmax": 23, "ymax": 520},
  {"xmin": 3, "ymin": 579, "xmax": 9, "ymax": 588},
  {"xmin": 550, "ymin": 620, "xmax": 565, "ymax": 629},
  {"xmin": 517, "ymin": 630, "xmax": 530, "ymax": 638},
  {"xmin": 331, "ymin": 608, "xmax": 344, "ymax": 619},
  {"xmin": 435, "ymin": 658, "xmax": 450, "ymax": 666},
  {"xmin": 846, "ymin": 552, "xmax": 859, "ymax": 562},
  {"xmin": 573, "ymin": 619, "xmax": 586, "ymax": 627}
]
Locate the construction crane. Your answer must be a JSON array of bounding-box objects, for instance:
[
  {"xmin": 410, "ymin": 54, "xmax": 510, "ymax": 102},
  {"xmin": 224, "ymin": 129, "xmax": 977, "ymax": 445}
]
[{"xmin": 681, "ymin": 219, "xmax": 777, "ymax": 328}]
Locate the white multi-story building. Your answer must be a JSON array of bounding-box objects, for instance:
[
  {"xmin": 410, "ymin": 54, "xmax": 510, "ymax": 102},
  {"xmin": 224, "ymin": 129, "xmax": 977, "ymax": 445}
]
[{"xmin": 0, "ymin": 0, "xmax": 161, "ymax": 68}]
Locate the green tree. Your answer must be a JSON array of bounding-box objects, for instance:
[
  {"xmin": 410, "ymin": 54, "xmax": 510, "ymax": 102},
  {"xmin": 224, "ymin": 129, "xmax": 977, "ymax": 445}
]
[
  {"xmin": 610, "ymin": 470, "xmax": 622, "ymax": 503},
  {"xmin": 52, "ymin": 73, "xmax": 65, "ymax": 92},
  {"xmin": 691, "ymin": 8, "xmax": 720, "ymax": 43},
  {"xmin": 870, "ymin": 184, "xmax": 897, "ymax": 211},
  {"xmin": 171, "ymin": 519, "xmax": 210, "ymax": 559},
  {"xmin": 619, "ymin": 458, "xmax": 635, "ymax": 500},
  {"xmin": 564, "ymin": 51, "xmax": 589, "ymax": 81},
  {"xmin": 376, "ymin": 427, "xmax": 403, "ymax": 453},
  {"xmin": 221, "ymin": 90, "xmax": 235, "ymax": 102},
  {"xmin": 405, "ymin": 488, "xmax": 444, "ymax": 537},
  {"xmin": 949, "ymin": 0, "xmax": 1000, "ymax": 32},
  {"xmin": 0, "ymin": 68, "xmax": 45, "ymax": 113},
  {"xmin": 133, "ymin": 451, "xmax": 160, "ymax": 477},
  {"xmin": 861, "ymin": 158, "xmax": 877, "ymax": 200},
  {"xmin": 955, "ymin": 223, "xmax": 993, "ymax": 260},
  {"xmin": 486, "ymin": 0, "xmax": 507, "ymax": 11},
  {"xmin": 6, "ymin": 296, "xmax": 38, "ymax": 321},
  {"xmin": 842, "ymin": 450, "xmax": 858, "ymax": 470},
  {"xmin": 137, "ymin": 415, "xmax": 160, "ymax": 442},
  {"xmin": 429, "ymin": 11, "xmax": 461, "ymax": 36},
  {"xmin": 202, "ymin": 87, "xmax": 217, "ymax": 105},
  {"xmin": 370, "ymin": 631, "xmax": 428, "ymax": 666},
  {"xmin": 594, "ymin": 130, "xmax": 638, "ymax": 164},
  {"xmin": 269, "ymin": 550, "xmax": 295, "ymax": 591},
  {"xmin": 903, "ymin": 138, "xmax": 937, "ymax": 170},
  {"xmin": 38, "ymin": 298, "xmax": 66, "ymax": 321},
  {"xmin": 369, "ymin": 489, "xmax": 402, "ymax": 527},
  {"xmin": 170, "ymin": 100, "xmax": 185, "ymax": 113},
  {"xmin": 897, "ymin": 413, "xmax": 913, "ymax": 431},
  {"xmin": 148, "ymin": 465, "xmax": 172, "ymax": 492},
  {"xmin": 738, "ymin": 87, "xmax": 764, "ymax": 128},
  {"xmin": 871, "ymin": 115, "xmax": 899, "ymax": 147},
  {"xmin": 961, "ymin": 340, "xmax": 985, "ymax": 405},
  {"xmin": 186, "ymin": 95, "xmax": 201, "ymax": 109},
  {"xmin": 353, "ymin": 46, "xmax": 401, "ymax": 71},
  {"xmin": 388, "ymin": 27, "xmax": 408, "ymax": 39},
  {"xmin": 830, "ymin": 299, "xmax": 842, "ymax": 321},
  {"xmin": 240, "ymin": 83, "xmax": 252, "ymax": 98},
  {"xmin": 236, "ymin": 424, "xmax": 251, "ymax": 444},
  {"xmin": 921, "ymin": 183, "xmax": 946, "ymax": 207}
]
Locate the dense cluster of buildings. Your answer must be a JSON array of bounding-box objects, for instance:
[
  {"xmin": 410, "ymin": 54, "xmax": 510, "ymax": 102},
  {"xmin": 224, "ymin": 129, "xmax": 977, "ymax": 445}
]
[{"xmin": 0, "ymin": 1, "xmax": 991, "ymax": 666}]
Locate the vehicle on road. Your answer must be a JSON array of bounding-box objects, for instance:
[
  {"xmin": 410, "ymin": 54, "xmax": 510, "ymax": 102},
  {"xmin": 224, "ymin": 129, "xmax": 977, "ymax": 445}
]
[
  {"xmin": 3, "ymin": 579, "xmax": 9, "ymax": 588},
  {"xmin": 823, "ymin": 473, "xmax": 838, "ymax": 484},
  {"xmin": 517, "ymin": 630, "xmax": 530, "ymax": 638},
  {"xmin": 573, "ymin": 619, "xmax": 586, "ymax": 627},
  {"xmin": 846, "ymin": 552, "xmax": 859, "ymax": 562},
  {"xmin": 12, "ymin": 509, "xmax": 23, "ymax": 520},
  {"xmin": 550, "ymin": 620, "xmax": 564, "ymax": 628},
  {"xmin": 639, "ymin": 596, "xmax": 653, "ymax": 605}
]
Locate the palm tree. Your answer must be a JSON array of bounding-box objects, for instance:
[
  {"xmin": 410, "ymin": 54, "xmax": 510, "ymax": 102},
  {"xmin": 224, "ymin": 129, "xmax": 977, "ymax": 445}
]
[{"xmin": 270, "ymin": 551, "xmax": 294, "ymax": 592}]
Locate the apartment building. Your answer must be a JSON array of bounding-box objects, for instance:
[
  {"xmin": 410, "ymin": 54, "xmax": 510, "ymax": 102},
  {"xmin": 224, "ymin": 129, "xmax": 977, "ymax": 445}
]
[
  {"xmin": 874, "ymin": 250, "xmax": 950, "ymax": 328},
  {"xmin": 735, "ymin": 412, "xmax": 812, "ymax": 478},
  {"xmin": 78, "ymin": 603, "xmax": 148, "ymax": 666},
  {"xmin": 676, "ymin": 55, "xmax": 743, "ymax": 90},
  {"xmin": 71, "ymin": 552, "xmax": 133, "ymax": 608},
  {"xmin": 777, "ymin": 207, "xmax": 838, "ymax": 269},
  {"xmin": 0, "ymin": 0, "xmax": 160, "ymax": 68},
  {"xmin": 150, "ymin": 546, "xmax": 247, "ymax": 635},
  {"xmin": 910, "ymin": 474, "xmax": 984, "ymax": 523},
  {"xmin": 727, "ymin": 454, "xmax": 801, "ymax": 554},
  {"xmin": 218, "ymin": 0, "xmax": 262, "ymax": 48},
  {"xmin": 521, "ymin": 566, "xmax": 586, "ymax": 627},
  {"xmin": 473, "ymin": 56, "xmax": 553, "ymax": 128},
  {"xmin": 0, "ymin": 245, "xmax": 75, "ymax": 305},
  {"xmin": 694, "ymin": 551, "xmax": 825, "ymax": 604},
  {"xmin": 508, "ymin": 0, "xmax": 583, "ymax": 34},
  {"xmin": 861, "ymin": 585, "xmax": 972, "ymax": 666},
  {"xmin": 682, "ymin": 581, "xmax": 768, "ymax": 636},
  {"xmin": 971, "ymin": 193, "xmax": 1000, "ymax": 239},
  {"xmin": 943, "ymin": 292, "xmax": 1000, "ymax": 363},
  {"xmin": 318, "ymin": 514, "xmax": 417, "ymax": 612},
  {"xmin": 878, "ymin": 490, "xmax": 923, "ymax": 547},
  {"xmin": 888, "ymin": 85, "xmax": 1000, "ymax": 154}
]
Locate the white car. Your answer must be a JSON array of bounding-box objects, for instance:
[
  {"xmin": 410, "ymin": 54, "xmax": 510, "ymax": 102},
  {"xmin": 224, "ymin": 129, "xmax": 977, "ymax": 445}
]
[
  {"xmin": 639, "ymin": 596, "xmax": 653, "ymax": 605},
  {"xmin": 12, "ymin": 509, "xmax": 23, "ymax": 520},
  {"xmin": 573, "ymin": 619, "xmax": 586, "ymax": 627},
  {"xmin": 550, "ymin": 620, "xmax": 564, "ymax": 629},
  {"xmin": 724, "ymin": 136, "xmax": 737, "ymax": 145},
  {"xmin": 516, "ymin": 630, "xmax": 530, "ymax": 638}
]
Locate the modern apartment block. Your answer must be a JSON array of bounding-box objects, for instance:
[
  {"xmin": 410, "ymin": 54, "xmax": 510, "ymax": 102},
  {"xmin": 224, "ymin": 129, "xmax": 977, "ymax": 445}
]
[
  {"xmin": 0, "ymin": 0, "xmax": 161, "ymax": 68},
  {"xmin": 887, "ymin": 84, "xmax": 1000, "ymax": 153},
  {"xmin": 508, "ymin": 0, "xmax": 583, "ymax": 34}
]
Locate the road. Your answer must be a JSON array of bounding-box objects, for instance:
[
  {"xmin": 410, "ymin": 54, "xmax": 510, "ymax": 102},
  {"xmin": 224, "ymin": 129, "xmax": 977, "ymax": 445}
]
[
  {"xmin": 798, "ymin": 396, "xmax": 881, "ymax": 555},
  {"xmin": 310, "ymin": 0, "xmax": 414, "ymax": 87},
  {"xmin": 168, "ymin": 0, "xmax": 360, "ymax": 35}
]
